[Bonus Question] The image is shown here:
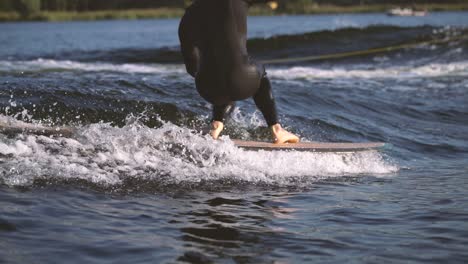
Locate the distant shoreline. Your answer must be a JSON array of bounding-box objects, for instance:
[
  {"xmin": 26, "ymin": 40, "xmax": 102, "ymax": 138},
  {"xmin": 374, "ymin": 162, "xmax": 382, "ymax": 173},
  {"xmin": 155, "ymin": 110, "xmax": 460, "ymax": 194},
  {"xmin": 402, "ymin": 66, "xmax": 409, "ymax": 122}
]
[{"xmin": 1, "ymin": 4, "xmax": 468, "ymax": 22}]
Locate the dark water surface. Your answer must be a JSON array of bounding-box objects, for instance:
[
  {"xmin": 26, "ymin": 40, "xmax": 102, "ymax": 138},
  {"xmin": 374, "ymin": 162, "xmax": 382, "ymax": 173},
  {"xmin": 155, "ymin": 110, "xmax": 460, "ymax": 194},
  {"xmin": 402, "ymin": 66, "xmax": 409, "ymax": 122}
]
[{"xmin": 1, "ymin": 12, "xmax": 468, "ymax": 263}]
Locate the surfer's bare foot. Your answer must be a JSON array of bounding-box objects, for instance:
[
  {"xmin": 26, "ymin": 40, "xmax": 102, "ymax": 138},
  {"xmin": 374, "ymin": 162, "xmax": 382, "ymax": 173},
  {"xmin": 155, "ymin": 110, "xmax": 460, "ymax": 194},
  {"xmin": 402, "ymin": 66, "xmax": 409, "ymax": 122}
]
[
  {"xmin": 271, "ymin": 124, "xmax": 300, "ymax": 144},
  {"xmin": 210, "ymin": 121, "xmax": 224, "ymax": 139}
]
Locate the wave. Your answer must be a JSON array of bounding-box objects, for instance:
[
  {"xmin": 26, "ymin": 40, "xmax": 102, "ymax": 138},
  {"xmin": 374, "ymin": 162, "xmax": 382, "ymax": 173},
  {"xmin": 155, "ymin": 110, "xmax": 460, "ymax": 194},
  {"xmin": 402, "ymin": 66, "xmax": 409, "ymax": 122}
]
[
  {"xmin": 8, "ymin": 25, "xmax": 466, "ymax": 64},
  {"xmin": 255, "ymin": 25, "xmax": 468, "ymax": 62},
  {"xmin": 0, "ymin": 59, "xmax": 186, "ymax": 75},
  {"xmin": 21, "ymin": 46, "xmax": 183, "ymax": 64},
  {"xmin": 268, "ymin": 60, "xmax": 468, "ymax": 81},
  {"xmin": 2, "ymin": 58, "xmax": 467, "ymax": 80},
  {"xmin": 0, "ymin": 116, "xmax": 397, "ymax": 188},
  {"xmin": 249, "ymin": 25, "xmax": 434, "ymax": 59}
]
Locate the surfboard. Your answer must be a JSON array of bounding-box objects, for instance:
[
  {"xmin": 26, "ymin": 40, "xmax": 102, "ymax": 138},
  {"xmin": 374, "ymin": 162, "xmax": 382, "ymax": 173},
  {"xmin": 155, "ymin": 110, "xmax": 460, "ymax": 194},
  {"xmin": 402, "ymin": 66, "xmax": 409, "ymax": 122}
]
[
  {"xmin": 0, "ymin": 121, "xmax": 385, "ymax": 153},
  {"xmin": 0, "ymin": 121, "xmax": 74, "ymax": 137},
  {"xmin": 233, "ymin": 139, "xmax": 385, "ymax": 152}
]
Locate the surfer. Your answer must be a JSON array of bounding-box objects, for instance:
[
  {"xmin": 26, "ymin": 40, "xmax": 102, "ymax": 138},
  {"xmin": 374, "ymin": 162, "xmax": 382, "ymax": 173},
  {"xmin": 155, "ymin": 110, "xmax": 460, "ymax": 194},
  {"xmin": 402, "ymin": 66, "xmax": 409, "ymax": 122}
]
[{"xmin": 178, "ymin": 0, "xmax": 299, "ymax": 144}]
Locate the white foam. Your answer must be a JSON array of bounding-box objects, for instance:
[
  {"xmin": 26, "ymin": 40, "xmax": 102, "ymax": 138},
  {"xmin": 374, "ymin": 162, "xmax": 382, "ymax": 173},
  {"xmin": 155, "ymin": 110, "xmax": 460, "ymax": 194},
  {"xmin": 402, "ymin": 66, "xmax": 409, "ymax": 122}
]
[
  {"xmin": 0, "ymin": 116, "xmax": 398, "ymax": 187},
  {"xmin": 2, "ymin": 59, "xmax": 467, "ymax": 80},
  {"xmin": 0, "ymin": 59, "xmax": 186, "ymax": 75},
  {"xmin": 268, "ymin": 61, "xmax": 468, "ymax": 80}
]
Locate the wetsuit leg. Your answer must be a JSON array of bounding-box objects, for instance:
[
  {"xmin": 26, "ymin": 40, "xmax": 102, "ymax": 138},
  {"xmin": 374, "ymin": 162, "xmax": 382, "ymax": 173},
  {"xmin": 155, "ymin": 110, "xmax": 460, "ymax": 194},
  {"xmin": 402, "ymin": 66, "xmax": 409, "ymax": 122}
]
[
  {"xmin": 253, "ymin": 74, "xmax": 279, "ymax": 127},
  {"xmin": 212, "ymin": 102, "xmax": 235, "ymax": 123}
]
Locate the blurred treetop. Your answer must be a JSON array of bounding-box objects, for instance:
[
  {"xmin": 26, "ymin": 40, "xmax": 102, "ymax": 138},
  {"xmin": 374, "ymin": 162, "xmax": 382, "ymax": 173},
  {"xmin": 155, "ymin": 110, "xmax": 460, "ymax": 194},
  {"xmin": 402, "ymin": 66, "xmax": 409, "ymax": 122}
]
[
  {"xmin": 0, "ymin": 0, "xmax": 187, "ymax": 15},
  {"xmin": 1, "ymin": 0, "xmax": 468, "ymax": 17}
]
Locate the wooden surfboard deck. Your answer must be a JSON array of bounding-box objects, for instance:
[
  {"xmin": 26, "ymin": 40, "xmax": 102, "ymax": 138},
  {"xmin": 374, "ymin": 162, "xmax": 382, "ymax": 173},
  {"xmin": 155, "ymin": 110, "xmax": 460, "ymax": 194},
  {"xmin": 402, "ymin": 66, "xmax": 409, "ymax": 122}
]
[
  {"xmin": 233, "ymin": 140, "xmax": 385, "ymax": 152},
  {"xmin": 0, "ymin": 121, "xmax": 74, "ymax": 137}
]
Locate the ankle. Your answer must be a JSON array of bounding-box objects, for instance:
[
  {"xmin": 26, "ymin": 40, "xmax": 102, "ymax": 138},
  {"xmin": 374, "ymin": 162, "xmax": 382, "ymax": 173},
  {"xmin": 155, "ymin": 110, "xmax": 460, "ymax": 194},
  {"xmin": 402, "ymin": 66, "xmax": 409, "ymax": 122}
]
[
  {"xmin": 271, "ymin": 123, "xmax": 282, "ymax": 133},
  {"xmin": 211, "ymin": 121, "xmax": 224, "ymax": 130},
  {"xmin": 210, "ymin": 121, "xmax": 224, "ymax": 139}
]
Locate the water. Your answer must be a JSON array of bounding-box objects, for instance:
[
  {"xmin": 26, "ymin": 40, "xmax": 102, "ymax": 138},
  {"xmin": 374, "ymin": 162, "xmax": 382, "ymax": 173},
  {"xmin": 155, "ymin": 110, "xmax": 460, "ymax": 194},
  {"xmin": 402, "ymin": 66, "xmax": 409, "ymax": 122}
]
[{"xmin": 1, "ymin": 12, "xmax": 468, "ymax": 263}]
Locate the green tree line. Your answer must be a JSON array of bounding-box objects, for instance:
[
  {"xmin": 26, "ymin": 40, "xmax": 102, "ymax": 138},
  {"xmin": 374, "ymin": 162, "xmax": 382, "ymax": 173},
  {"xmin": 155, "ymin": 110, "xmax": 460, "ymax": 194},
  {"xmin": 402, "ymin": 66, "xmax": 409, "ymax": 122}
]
[
  {"xmin": 2, "ymin": 0, "xmax": 468, "ymax": 12},
  {"xmin": 0, "ymin": 0, "xmax": 187, "ymax": 14},
  {"xmin": 1, "ymin": 0, "xmax": 468, "ymax": 18}
]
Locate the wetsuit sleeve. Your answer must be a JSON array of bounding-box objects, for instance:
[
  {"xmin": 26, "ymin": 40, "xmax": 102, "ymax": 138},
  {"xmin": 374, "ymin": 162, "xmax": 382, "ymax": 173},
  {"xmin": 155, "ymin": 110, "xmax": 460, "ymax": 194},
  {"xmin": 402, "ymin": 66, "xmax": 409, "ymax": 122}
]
[{"xmin": 178, "ymin": 8, "xmax": 200, "ymax": 78}]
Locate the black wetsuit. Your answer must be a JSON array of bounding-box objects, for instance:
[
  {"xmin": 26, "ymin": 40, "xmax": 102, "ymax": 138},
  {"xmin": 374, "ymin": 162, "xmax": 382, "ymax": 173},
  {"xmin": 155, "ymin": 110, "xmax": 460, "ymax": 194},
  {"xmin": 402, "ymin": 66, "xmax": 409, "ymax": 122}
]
[{"xmin": 178, "ymin": 0, "xmax": 278, "ymax": 126}]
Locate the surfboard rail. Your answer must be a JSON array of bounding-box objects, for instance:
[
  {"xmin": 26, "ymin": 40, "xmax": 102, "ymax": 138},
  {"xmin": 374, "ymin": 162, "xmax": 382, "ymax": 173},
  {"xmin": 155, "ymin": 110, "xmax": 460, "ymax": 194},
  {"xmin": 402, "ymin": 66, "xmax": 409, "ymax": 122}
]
[{"xmin": 232, "ymin": 140, "xmax": 385, "ymax": 152}]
